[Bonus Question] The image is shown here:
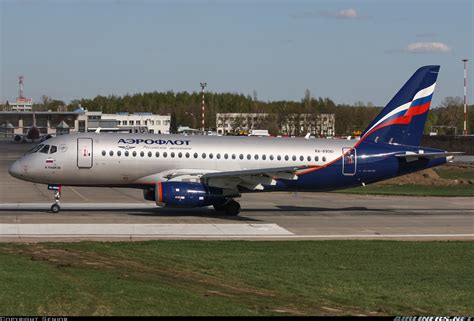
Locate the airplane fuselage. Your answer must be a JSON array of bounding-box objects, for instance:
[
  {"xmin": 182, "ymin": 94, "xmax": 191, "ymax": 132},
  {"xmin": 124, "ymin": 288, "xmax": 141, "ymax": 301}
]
[{"xmin": 9, "ymin": 132, "xmax": 446, "ymax": 192}]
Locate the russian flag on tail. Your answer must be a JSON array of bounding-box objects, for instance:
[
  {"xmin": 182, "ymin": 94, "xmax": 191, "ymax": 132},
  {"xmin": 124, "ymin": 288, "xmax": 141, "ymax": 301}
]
[{"xmin": 361, "ymin": 65, "xmax": 439, "ymax": 146}]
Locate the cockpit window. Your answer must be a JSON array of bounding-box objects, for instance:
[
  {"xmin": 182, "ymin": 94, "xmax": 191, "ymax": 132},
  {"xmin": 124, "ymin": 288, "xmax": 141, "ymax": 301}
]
[
  {"xmin": 27, "ymin": 144, "xmax": 44, "ymax": 154},
  {"xmin": 39, "ymin": 145, "xmax": 50, "ymax": 153},
  {"xmin": 50, "ymin": 145, "xmax": 57, "ymax": 154}
]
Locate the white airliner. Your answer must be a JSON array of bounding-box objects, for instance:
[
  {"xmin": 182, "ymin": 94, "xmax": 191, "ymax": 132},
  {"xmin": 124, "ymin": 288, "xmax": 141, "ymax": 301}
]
[{"xmin": 9, "ymin": 66, "xmax": 460, "ymax": 215}]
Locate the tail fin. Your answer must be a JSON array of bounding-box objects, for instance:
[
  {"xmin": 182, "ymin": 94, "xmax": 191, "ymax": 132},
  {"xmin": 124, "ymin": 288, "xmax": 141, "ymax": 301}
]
[{"xmin": 361, "ymin": 65, "xmax": 439, "ymax": 146}]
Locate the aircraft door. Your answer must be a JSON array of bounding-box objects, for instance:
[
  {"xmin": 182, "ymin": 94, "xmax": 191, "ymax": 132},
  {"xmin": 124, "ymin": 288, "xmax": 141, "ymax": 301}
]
[
  {"xmin": 342, "ymin": 147, "xmax": 356, "ymax": 176},
  {"xmin": 77, "ymin": 138, "xmax": 93, "ymax": 168}
]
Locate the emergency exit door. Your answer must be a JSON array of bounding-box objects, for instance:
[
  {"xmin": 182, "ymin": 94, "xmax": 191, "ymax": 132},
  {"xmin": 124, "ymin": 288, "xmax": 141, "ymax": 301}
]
[
  {"xmin": 342, "ymin": 147, "xmax": 356, "ymax": 176},
  {"xmin": 77, "ymin": 138, "xmax": 93, "ymax": 168}
]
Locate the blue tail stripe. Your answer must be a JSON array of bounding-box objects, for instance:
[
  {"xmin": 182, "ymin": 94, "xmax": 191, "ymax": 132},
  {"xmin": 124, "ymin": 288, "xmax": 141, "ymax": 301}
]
[
  {"xmin": 411, "ymin": 94, "xmax": 433, "ymax": 107},
  {"xmin": 361, "ymin": 65, "xmax": 440, "ymax": 146}
]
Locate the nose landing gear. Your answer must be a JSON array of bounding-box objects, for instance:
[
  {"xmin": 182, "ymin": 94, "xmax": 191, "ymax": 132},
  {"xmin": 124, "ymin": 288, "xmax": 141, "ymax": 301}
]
[{"xmin": 48, "ymin": 185, "xmax": 61, "ymax": 213}]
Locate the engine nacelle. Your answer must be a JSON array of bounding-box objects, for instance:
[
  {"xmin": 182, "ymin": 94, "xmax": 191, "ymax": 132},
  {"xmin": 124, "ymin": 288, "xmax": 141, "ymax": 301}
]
[{"xmin": 143, "ymin": 182, "xmax": 227, "ymax": 208}]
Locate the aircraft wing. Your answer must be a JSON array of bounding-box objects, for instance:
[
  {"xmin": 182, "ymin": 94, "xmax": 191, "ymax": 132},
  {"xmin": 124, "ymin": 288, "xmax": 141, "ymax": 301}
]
[
  {"xmin": 151, "ymin": 165, "xmax": 318, "ymax": 192},
  {"xmin": 199, "ymin": 165, "xmax": 317, "ymax": 191},
  {"xmin": 395, "ymin": 151, "xmax": 463, "ymax": 162}
]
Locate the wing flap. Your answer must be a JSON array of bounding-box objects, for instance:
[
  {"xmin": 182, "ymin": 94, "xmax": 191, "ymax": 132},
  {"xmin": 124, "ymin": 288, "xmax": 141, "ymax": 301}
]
[{"xmin": 201, "ymin": 165, "xmax": 316, "ymax": 190}]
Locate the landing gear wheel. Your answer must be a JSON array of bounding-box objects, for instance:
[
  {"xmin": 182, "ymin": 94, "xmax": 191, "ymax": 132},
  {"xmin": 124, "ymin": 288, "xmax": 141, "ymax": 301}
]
[
  {"xmin": 213, "ymin": 204, "xmax": 225, "ymax": 211},
  {"xmin": 51, "ymin": 203, "xmax": 61, "ymax": 213},
  {"xmin": 223, "ymin": 200, "xmax": 241, "ymax": 216},
  {"xmin": 49, "ymin": 185, "xmax": 62, "ymax": 213}
]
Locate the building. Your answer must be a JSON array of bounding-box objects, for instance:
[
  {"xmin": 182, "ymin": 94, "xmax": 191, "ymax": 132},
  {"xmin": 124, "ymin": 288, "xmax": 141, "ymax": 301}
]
[
  {"xmin": 216, "ymin": 113, "xmax": 335, "ymax": 137},
  {"xmin": 4, "ymin": 76, "xmax": 33, "ymax": 112},
  {"xmin": 7, "ymin": 97, "xmax": 33, "ymax": 112},
  {"xmin": 0, "ymin": 109, "xmax": 171, "ymax": 138},
  {"xmin": 107, "ymin": 112, "xmax": 170, "ymax": 134}
]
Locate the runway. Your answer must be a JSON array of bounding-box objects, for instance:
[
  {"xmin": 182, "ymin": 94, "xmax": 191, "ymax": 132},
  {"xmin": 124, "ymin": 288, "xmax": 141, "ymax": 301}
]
[{"xmin": 1, "ymin": 141, "xmax": 473, "ymax": 241}]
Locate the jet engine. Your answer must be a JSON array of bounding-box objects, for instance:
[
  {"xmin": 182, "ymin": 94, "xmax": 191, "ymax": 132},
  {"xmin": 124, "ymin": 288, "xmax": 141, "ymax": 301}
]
[{"xmin": 143, "ymin": 182, "xmax": 227, "ymax": 208}]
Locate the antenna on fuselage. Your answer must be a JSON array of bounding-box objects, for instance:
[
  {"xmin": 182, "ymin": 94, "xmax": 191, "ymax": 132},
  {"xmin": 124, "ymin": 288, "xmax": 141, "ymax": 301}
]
[{"xmin": 95, "ymin": 127, "xmax": 101, "ymax": 133}]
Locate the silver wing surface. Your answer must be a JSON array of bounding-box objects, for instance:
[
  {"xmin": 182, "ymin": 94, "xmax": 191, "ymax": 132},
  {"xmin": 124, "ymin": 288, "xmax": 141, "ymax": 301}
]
[
  {"xmin": 395, "ymin": 151, "xmax": 463, "ymax": 162},
  {"xmin": 152, "ymin": 165, "xmax": 318, "ymax": 194}
]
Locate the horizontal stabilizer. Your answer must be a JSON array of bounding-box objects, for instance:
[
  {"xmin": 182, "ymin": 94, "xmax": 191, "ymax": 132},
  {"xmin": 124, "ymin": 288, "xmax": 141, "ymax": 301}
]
[{"xmin": 395, "ymin": 151, "xmax": 463, "ymax": 161}]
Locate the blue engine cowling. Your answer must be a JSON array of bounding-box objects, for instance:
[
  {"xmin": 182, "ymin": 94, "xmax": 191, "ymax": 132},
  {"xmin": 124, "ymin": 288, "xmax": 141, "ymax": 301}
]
[{"xmin": 143, "ymin": 182, "xmax": 227, "ymax": 208}]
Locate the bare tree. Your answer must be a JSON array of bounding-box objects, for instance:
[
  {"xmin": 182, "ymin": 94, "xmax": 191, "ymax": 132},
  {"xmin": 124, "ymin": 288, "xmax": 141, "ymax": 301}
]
[{"xmin": 439, "ymin": 96, "xmax": 463, "ymax": 128}]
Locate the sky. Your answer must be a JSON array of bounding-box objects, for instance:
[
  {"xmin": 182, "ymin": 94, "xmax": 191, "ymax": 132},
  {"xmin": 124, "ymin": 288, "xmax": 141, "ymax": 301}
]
[{"xmin": 0, "ymin": 0, "xmax": 472, "ymax": 107}]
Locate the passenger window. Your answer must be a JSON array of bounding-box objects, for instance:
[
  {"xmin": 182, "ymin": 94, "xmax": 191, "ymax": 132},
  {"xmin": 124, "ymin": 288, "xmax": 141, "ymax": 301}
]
[
  {"xmin": 40, "ymin": 145, "xmax": 49, "ymax": 153},
  {"xmin": 132, "ymin": 151, "xmax": 137, "ymax": 157},
  {"xmin": 224, "ymin": 154, "xmax": 228, "ymax": 159},
  {"xmin": 284, "ymin": 155, "xmax": 289, "ymax": 161},
  {"xmin": 315, "ymin": 156, "xmax": 319, "ymax": 162},
  {"xmin": 209, "ymin": 153, "xmax": 213, "ymax": 159},
  {"xmin": 262, "ymin": 155, "xmax": 266, "ymax": 160},
  {"xmin": 163, "ymin": 152, "xmax": 167, "ymax": 158},
  {"xmin": 307, "ymin": 155, "xmax": 311, "ymax": 161},
  {"xmin": 102, "ymin": 150, "xmax": 106, "ymax": 156},
  {"xmin": 155, "ymin": 152, "xmax": 160, "ymax": 157},
  {"xmin": 186, "ymin": 152, "xmax": 190, "ymax": 158},
  {"xmin": 178, "ymin": 152, "xmax": 182, "ymax": 158},
  {"xmin": 171, "ymin": 152, "xmax": 175, "ymax": 158},
  {"xmin": 50, "ymin": 146, "xmax": 57, "ymax": 154},
  {"xmin": 254, "ymin": 154, "xmax": 259, "ymax": 160},
  {"xmin": 232, "ymin": 154, "xmax": 236, "ymax": 160},
  {"xmin": 117, "ymin": 151, "xmax": 122, "ymax": 156},
  {"xmin": 125, "ymin": 151, "xmax": 129, "ymax": 157},
  {"xmin": 148, "ymin": 151, "xmax": 152, "ymax": 157},
  {"xmin": 322, "ymin": 156, "xmax": 326, "ymax": 162},
  {"xmin": 202, "ymin": 153, "xmax": 207, "ymax": 159},
  {"xmin": 277, "ymin": 155, "xmax": 281, "ymax": 161},
  {"xmin": 292, "ymin": 155, "xmax": 296, "ymax": 161},
  {"xmin": 194, "ymin": 153, "xmax": 198, "ymax": 158},
  {"xmin": 246, "ymin": 154, "xmax": 251, "ymax": 160},
  {"xmin": 216, "ymin": 154, "xmax": 221, "ymax": 159},
  {"xmin": 139, "ymin": 151, "xmax": 144, "ymax": 157},
  {"xmin": 300, "ymin": 156, "xmax": 304, "ymax": 161},
  {"xmin": 239, "ymin": 154, "xmax": 243, "ymax": 160},
  {"xmin": 109, "ymin": 150, "xmax": 114, "ymax": 156},
  {"xmin": 270, "ymin": 155, "xmax": 274, "ymax": 161}
]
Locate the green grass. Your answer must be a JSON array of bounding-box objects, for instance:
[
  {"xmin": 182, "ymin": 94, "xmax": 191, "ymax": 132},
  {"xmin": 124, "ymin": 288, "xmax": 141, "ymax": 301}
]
[
  {"xmin": 0, "ymin": 241, "xmax": 472, "ymax": 316},
  {"xmin": 434, "ymin": 168, "xmax": 474, "ymax": 180},
  {"xmin": 336, "ymin": 184, "xmax": 474, "ymax": 197}
]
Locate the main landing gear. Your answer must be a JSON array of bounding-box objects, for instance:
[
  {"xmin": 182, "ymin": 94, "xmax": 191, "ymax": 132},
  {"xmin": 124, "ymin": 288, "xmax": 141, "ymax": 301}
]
[
  {"xmin": 213, "ymin": 199, "xmax": 241, "ymax": 216},
  {"xmin": 48, "ymin": 185, "xmax": 62, "ymax": 213}
]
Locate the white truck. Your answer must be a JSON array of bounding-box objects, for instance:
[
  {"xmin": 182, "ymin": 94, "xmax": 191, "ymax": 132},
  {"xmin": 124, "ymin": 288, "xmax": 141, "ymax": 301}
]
[{"xmin": 248, "ymin": 129, "xmax": 270, "ymax": 137}]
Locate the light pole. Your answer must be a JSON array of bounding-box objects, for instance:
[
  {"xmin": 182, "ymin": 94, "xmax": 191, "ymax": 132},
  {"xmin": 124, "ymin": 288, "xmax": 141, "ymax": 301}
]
[
  {"xmin": 462, "ymin": 59, "xmax": 468, "ymax": 136},
  {"xmin": 200, "ymin": 82, "xmax": 207, "ymax": 132}
]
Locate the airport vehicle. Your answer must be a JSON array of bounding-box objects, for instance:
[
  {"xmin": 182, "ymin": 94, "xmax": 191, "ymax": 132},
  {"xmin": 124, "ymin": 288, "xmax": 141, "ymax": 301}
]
[
  {"xmin": 9, "ymin": 66, "xmax": 461, "ymax": 215},
  {"xmin": 249, "ymin": 129, "xmax": 270, "ymax": 137}
]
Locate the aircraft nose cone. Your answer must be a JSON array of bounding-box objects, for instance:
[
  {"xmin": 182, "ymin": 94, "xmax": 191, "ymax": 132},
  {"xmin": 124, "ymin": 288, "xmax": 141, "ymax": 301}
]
[{"xmin": 8, "ymin": 160, "xmax": 21, "ymax": 179}]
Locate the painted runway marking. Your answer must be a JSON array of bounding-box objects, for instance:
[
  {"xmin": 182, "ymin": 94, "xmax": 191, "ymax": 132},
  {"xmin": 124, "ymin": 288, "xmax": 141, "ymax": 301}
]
[
  {"xmin": 0, "ymin": 223, "xmax": 294, "ymax": 236},
  {"xmin": 0, "ymin": 203, "xmax": 473, "ymax": 213},
  {"xmin": 68, "ymin": 187, "xmax": 89, "ymax": 202}
]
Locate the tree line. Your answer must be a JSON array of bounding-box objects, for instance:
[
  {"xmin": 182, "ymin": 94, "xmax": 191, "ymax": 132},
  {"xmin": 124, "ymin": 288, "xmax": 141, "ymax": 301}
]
[{"xmin": 33, "ymin": 92, "xmax": 473, "ymax": 136}]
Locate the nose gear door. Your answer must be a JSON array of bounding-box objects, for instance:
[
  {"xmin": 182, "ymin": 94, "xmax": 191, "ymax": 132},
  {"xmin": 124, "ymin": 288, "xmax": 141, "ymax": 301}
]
[
  {"xmin": 342, "ymin": 147, "xmax": 356, "ymax": 176},
  {"xmin": 77, "ymin": 138, "xmax": 93, "ymax": 168}
]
